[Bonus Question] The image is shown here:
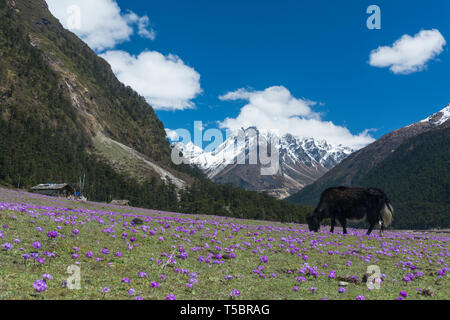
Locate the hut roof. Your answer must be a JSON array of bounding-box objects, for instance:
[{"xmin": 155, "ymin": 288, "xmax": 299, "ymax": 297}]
[{"xmin": 31, "ymin": 183, "xmax": 73, "ymax": 191}]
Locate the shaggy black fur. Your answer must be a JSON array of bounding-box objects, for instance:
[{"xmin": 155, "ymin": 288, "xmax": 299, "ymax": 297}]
[{"xmin": 306, "ymin": 187, "xmax": 393, "ymax": 235}]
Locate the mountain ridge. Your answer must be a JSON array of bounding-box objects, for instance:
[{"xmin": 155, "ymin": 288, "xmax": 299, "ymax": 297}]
[{"xmin": 175, "ymin": 128, "xmax": 353, "ymax": 198}]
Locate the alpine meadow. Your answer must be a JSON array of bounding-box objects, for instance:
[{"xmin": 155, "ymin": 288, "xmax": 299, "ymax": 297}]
[{"xmin": 0, "ymin": 0, "xmax": 448, "ymax": 306}]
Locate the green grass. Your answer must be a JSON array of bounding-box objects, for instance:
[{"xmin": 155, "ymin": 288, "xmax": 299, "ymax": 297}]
[{"xmin": 0, "ymin": 188, "xmax": 448, "ymax": 300}]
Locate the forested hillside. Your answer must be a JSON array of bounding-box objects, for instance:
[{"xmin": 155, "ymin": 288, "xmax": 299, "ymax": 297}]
[
  {"xmin": 358, "ymin": 126, "xmax": 450, "ymax": 229},
  {"xmin": 288, "ymin": 123, "xmax": 450, "ymax": 229}
]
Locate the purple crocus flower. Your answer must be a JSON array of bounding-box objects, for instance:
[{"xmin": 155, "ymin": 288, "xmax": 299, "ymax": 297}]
[
  {"xmin": 165, "ymin": 294, "xmax": 176, "ymax": 300},
  {"xmin": 42, "ymin": 251, "xmax": 56, "ymax": 258},
  {"xmin": 328, "ymin": 270, "xmax": 336, "ymax": 279},
  {"xmin": 2, "ymin": 242, "xmax": 12, "ymax": 251},
  {"xmin": 230, "ymin": 289, "xmax": 241, "ymax": 297},
  {"xmin": 47, "ymin": 231, "xmax": 58, "ymax": 238},
  {"xmin": 178, "ymin": 252, "xmax": 189, "ymax": 259},
  {"xmin": 32, "ymin": 241, "xmax": 41, "ymax": 249},
  {"xmin": 33, "ymin": 280, "xmax": 47, "ymax": 293},
  {"xmin": 43, "ymin": 273, "xmax": 53, "ymax": 281},
  {"xmin": 338, "ymin": 287, "xmax": 346, "ymax": 294}
]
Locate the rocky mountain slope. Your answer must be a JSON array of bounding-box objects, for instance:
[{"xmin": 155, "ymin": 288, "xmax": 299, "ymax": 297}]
[
  {"xmin": 176, "ymin": 127, "xmax": 353, "ymax": 198},
  {"xmin": 3, "ymin": 0, "xmax": 193, "ymax": 186}
]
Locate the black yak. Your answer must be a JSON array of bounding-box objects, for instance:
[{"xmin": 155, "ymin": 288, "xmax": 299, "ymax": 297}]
[{"xmin": 306, "ymin": 187, "xmax": 393, "ymax": 236}]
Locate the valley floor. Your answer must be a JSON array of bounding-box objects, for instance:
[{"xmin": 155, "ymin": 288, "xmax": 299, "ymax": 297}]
[{"xmin": 0, "ymin": 187, "xmax": 448, "ymax": 300}]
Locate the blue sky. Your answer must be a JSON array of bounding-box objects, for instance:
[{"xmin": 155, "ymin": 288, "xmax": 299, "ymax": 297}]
[{"xmin": 47, "ymin": 0, "xmax": 449, "ymax": 149}]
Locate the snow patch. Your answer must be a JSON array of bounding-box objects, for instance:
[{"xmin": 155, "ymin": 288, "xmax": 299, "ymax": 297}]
[{"xmin": 420, "ymin": 104, "xmax": 450, "ymax": 126}]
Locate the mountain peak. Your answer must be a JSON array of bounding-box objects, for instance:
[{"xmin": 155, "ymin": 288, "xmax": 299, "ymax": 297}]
[
  {"xmin": 174, "ymin": 129, "xmax": 353, "ymax": 198},
  {"xmin": 420, "ymin": 104, "xmax": 450, "ymax": 126}
]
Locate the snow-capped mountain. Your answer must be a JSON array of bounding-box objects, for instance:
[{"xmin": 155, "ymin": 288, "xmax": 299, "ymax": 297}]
[
  {"xmin": 174, "ymin": 128, "xmax": 353, "ymax": 199},
  {"xmin": 420, "ymin": 103, "xmax": 450, "ymax": 126}
]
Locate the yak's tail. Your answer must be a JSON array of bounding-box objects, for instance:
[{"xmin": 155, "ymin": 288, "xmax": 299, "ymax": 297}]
[{"xmin": 380, "ymin": 200, "xmax": 394, "ymax": 227}]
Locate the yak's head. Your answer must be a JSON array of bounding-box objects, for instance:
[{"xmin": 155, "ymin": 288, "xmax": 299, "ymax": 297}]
[{"xmin": 306, "ymin": 213, "xmax": 320, "ymax": 232}]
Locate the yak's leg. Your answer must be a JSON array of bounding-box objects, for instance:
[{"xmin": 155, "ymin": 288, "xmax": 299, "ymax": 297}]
[
  {"xmin": 367, "ymin": 223, "xmax": 375, "ymax": 236},
  {"xmin": 379, "ymin": 220, "xmax": 385, "ymax": 237},
  {"xmin": 339, "ymin": 218, "xmax": 348, "ymax": 234},
  {"xmin": 367, "ymin": 210, "xmax": 379, "ymax": 236},
  {"xmin": 330, "ymin": 218, "xmax": 336, "ymax": 233}
]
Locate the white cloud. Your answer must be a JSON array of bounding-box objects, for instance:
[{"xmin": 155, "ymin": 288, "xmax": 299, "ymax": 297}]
[
  {"xmin": 124, "ymin": 11, "xmax": 156, "ymax": 40},
  {"xmin": 165, "ymin": 128, "xmax": 179, "ymax": 140},
  {"xmin": 46, "ymin": 0, "xmax": 201, "ymax": 111},
  {"xmin": 219, "ymin": 88, "xmax": 253, "ymax": 101},
  {"xmin": 100, "ymin": 50, "xmax": 202, "ymax": 111},
  {"xmin": 219, "ymin": 86, "xmax": 375, "ymax": 150},
  {"xmin": 369, "ymin": 29, "xmax": 446, "ymax": 74},
  {"xmin": 46, "ymin": 0, "xmax": 156, "ymax": 52}
]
